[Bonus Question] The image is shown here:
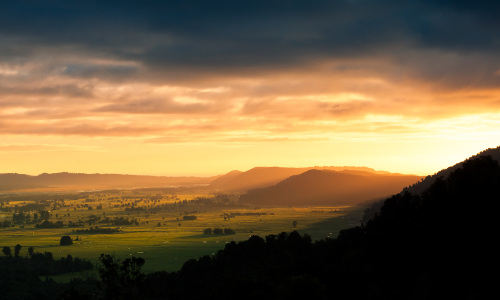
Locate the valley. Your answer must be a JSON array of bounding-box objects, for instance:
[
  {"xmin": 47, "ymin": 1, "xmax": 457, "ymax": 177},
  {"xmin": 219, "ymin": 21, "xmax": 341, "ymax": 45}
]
[{"xmin": 0, "ymin": 189, "xmax": 366, "ymax": 276}]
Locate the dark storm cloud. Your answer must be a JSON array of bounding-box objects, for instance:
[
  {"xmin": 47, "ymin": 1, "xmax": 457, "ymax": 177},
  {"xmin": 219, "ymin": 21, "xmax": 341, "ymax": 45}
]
[
  {"xmin": 2, "ymin": 0, "xmax": 499, "ymax": 82},
  {"xmin": 62, "ymin": 63, "xmax": 138, "ymax": 78},
  {"xmin": 0, "ymin": 83, "xmax": 95, "ymax": 98}
]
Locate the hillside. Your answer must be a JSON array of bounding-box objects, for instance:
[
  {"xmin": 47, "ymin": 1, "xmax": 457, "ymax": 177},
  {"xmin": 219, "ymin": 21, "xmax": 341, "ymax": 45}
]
[
  {"xmin": 210, "ymin": 166, "xmax": 406, "ymax": 192},
  {"xmin": 206, "ymin": 170, "xmax": 243, "ymax": 188},
  {"xmin": 0, "ymin": 172, "xmax": 218, "ymax": 192},
  {"xmin": 89, "ymin": 154, "xmax": 500, "ymax": 299},
  {"xmin": 403, "ymin": 145, "xmax": 500, "ymax": 194},
  {"xmin": 239, "ymin": 169, "xmax": 421, "ymax": 205},
  {"xmin": 0, "ymin": 165, "xmax": 417, "ymax": 193}
]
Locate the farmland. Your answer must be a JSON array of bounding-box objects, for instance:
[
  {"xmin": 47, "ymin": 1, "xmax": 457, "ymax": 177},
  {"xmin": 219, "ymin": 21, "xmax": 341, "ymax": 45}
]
[{"xmin": 0, "ymin": 190, "xmax": 365, "ymax": 275}]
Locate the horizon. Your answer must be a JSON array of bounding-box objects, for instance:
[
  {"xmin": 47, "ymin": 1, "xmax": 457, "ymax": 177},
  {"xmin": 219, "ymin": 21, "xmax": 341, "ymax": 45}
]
[
  {"xmin": 0, "ymin": 164, "xmax": 416, "ymax": 178},
  {"xmin": 1, "ymin": 145, "xmax": 496, "ymax": 178},
  {"xmin": 1, "ymin": 1, "xmax": 499, "ymax": 177}
]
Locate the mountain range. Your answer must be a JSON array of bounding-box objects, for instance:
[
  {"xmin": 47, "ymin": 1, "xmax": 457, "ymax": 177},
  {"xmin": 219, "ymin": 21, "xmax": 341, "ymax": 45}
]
[
  {"xmin": 0, "ymin": 173, "xmax": 218, "ymax": 191},
  {"xmin": 6, "ymin": 146, "xmax": 499, "ymax": 207},
  {"xmin": 1, "ymin": 166, "xmax": 419, "ymax": 203}
]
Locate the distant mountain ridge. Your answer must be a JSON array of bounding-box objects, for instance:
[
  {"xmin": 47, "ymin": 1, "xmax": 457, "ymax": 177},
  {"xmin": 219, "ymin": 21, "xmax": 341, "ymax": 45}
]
[
  {"xmin": 0, "ymin": 172, "xmax": 218, "ymax": 191},
  {"xmin": 1, "ymin": 164, "xmax": 421, "ymax": 194},
  {"xmin": 239, "ymin": 169, "xmax": 421, "ymax": 206}
]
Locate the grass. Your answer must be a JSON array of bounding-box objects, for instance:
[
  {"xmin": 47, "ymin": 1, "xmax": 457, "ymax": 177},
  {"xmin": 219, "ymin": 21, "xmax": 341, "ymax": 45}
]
[{"xmin": 1, "ymin": 191, "xmax": 367, "ymax": 279}]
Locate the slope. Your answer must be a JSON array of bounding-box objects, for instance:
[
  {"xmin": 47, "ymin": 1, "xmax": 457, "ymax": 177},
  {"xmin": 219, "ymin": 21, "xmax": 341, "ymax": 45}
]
[
  {"xmin": 239, "ymin": 169, "xmax": 421, "ymax": 205},
  {"xmin": 209, "ymin": 166, "xmax": 405, "ymax": 192},
  {"xmin": 103, "ymin": 154, "xmax": 500, "ymax": 299},
  {"xmin": 403, "ymin": 145, "xmax": 500, "ymax": 194}
]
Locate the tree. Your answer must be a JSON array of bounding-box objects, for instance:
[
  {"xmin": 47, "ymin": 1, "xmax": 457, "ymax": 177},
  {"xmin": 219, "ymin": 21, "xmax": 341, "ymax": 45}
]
[
  {"xmin": 28, "ymin": 246, "xmax": 34, "ymax": 257},
  {"xmin": 38, "ymin": 209, "xmax": 50, "ymax": 221},
  {"xmin": 60, "ymin": 236, "xmax": 73, "ymax": 246},
  {"xmin": 98, "ymin": 254, "xmax": 145, "ymax": 299},
  {"xmin": 2, "ymin": 246, "xmax": 12, "ymax": 257},
  {"xmin": 14, "ymin": 244, "xmax": 22, "ymax": 258},
  {"xmin": 224, "ymin": 228, "xmax": 235, "ymax": 235}
]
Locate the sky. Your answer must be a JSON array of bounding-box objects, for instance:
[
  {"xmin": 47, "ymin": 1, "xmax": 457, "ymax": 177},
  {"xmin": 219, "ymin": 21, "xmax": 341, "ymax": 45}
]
[{"xmin": 1, "ymin": 0, "xmax": 500, "ymax": 176}]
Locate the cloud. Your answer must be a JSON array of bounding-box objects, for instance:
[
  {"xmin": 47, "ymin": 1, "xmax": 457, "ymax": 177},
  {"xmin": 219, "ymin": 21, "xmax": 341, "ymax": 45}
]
[
  {"xmin": 0, "ymin": 121, "xmax": 161, "ymax": 137},
  {"xmin": 95, "ymin": 98, "xmax": 216, "ymax": 114},
  {"xmin": 1, "ymin": 1, "xmax": 498, "ymax": 81},
  {"xmin": 0, "ymin": 143, "xmax": 97, "ymax": 152},
  {"xmin": 0, "ymin": 0, "xmax": 499, "ymax": 141}
]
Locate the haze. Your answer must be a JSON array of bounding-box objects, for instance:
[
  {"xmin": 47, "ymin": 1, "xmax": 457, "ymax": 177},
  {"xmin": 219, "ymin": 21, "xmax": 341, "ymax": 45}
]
[{"xmin": 1, "ymin": 1, "xmax": 500, "ymax": 176}]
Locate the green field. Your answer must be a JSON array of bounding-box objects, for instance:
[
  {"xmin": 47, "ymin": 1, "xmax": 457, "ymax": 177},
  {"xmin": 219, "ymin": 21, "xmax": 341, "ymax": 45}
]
[{"xmin": 0, "ymin": 191, "xmax": 366, "ymax": 278}]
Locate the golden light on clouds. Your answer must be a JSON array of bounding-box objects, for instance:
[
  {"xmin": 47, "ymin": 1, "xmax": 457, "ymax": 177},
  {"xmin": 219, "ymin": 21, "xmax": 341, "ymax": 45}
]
[
  {"xmin": 2, "ymin": 60, "xmax": 500, "ymax": 176},
  {"xmin": 1, "ymin": 1, "xmax": 500, "ymax": 177}
]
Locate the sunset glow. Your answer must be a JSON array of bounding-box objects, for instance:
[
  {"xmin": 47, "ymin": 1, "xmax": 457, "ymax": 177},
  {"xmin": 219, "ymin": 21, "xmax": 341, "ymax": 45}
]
[{"xmin": 1, "ymin": 1, "xmax": 499, "ymax": 176}]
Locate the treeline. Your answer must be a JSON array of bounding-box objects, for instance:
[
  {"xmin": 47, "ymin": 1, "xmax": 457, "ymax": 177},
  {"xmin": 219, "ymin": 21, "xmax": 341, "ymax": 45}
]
[
  {"xmin": 73, "ymin": 226, "xmax": 121, "ymax": 234},
  {"xmin": 220, "ymin": 212, "xmax": 268, "ymax": 220},
  {"xmin": 0, "ymin": 192, "xmax": 85, "ymax": 205},
  {"xmin": 101, "ymin": 216, "xmax": 139, "ymax": 226},
  {"xmin": 2, "ymin": 209, "xmax": 51, "ymax": 226},
  {"xmin": 35, "ymin": 220, "xmax": 64, "ymax": 228},
  {"xmin": 203, "ymin": 228, "xmax": 235, "ymax": 235},
  {"xmin": 122, "ymin": 194, "xmax": 238, "ymax": 214},
  {"xmin": 0, "ymin": 220, "xmax": 11, "ymax": 228},
  {"xmin": 0, "ymin": 246, "xmax": 93, "ymax": 299},
  {"xmin": 69, "ymin": 215, "xmax": 139, "ymax": 227},
  {"xmin": 0, "ymin": 203, "xmax": 47, "ymax": 213}
]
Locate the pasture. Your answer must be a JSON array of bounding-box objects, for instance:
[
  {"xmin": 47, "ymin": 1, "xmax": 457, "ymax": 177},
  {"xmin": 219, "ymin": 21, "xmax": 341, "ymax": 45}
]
[{"xmin": 0, "ymin": 190, "xmax": 365, "ymax": 276}]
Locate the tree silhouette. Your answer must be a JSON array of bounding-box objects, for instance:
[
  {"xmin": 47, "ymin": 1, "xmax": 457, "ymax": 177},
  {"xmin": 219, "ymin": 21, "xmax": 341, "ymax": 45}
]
[
  {"xmin": 2, "ymin": 246, "xmax": 12, "ymax": 257},
  {"xmin": 14, "ymin": 244, "xmax": 21, "ymax": 258},
  {"xmin": 60, "ymin": 236, "xmax": 73, "ymax": 246},
  {"xmin": 98, "ymin": 254, "xmax": 145, "ymax": 300}
]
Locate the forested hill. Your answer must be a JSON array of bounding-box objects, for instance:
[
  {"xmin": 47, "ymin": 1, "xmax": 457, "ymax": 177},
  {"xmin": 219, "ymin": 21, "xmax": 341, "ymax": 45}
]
[
  {"xmin": 90, "ymin": 154, "xmax": 499, "ymax": 299},
  {"xmin": 403, "ymin": 145, "xmax": 500, "ymax": 194},
  {"xmin": 239, "ymin": 169, "xmax": 420, "ymax": 205},
  {"xmin": 0, "ymin": 172, "xmax": 217, "ymax": 191}
]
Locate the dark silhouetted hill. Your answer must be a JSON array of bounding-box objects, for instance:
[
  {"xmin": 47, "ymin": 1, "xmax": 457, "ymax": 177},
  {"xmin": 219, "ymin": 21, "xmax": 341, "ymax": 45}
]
[
  {"xmin": 209, "ymin": 166, "xmax": 406, "ymax": 192},
  {"xmin": 403, "ymin": 145, "xmax": 500, "ymax": 195},
  {"xmin": 239, "ymin": 169, "xmax": 421, "ymax": 205}
]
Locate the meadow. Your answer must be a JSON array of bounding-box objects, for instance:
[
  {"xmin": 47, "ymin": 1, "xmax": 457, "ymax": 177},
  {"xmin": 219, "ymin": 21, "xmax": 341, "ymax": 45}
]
[{"xmin": 0, "ymin": 190, "xmax": 365, "ymax": 279}]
